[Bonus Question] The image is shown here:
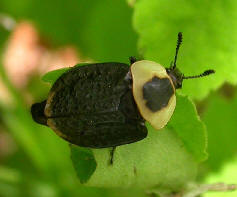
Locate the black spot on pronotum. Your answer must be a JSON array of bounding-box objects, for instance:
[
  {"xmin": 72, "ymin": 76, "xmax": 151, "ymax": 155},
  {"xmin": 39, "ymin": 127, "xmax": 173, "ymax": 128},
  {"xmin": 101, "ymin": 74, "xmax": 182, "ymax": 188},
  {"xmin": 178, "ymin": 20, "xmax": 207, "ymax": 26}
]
[{"xmin": 143, "ymin": 77, "xmax": 174, "ymax": 112}]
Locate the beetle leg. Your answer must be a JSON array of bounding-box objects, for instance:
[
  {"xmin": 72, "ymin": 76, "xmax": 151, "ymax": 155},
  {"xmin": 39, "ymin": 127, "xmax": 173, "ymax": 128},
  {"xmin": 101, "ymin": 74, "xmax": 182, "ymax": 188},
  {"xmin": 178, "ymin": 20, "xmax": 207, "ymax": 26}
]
[
  {"xmin": 109, "ymin": 146, "xmax": 116, "ymax": 165},
  {"xmin": 129, "ymin": 56, "xmax": 137, "ymax": 65}
]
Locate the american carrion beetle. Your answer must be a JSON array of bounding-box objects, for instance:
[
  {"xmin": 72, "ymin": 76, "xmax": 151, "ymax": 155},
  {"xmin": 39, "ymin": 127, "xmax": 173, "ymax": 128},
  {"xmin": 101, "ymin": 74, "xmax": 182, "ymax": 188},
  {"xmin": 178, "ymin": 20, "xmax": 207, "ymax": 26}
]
[{"xmin": 31, "ymin": 32, "xmax": 214, "ymax": 153}]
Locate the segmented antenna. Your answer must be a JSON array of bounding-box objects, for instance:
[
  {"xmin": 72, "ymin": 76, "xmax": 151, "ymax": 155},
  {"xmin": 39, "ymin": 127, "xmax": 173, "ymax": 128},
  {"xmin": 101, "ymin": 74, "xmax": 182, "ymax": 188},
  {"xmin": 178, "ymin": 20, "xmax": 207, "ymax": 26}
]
[
  {"xmin": 172, "ymin": 32, "xmax": 183, "ymax": 69},
  {"xmin": 183, "ymin": 69, "xmax": 215, "ymax": 79}
]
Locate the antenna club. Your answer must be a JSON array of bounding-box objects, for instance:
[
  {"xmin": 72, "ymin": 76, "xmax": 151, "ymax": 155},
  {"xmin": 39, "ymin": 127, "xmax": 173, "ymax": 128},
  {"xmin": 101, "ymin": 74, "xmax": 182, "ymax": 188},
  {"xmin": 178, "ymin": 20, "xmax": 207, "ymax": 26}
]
[
  {"xmin": 203, "ymin": 69, "xmax": 215, "ymax": 75},
  {"xmin": 172, "ymin": 32, "xmax": 183, "ymax": 69},
  {"xmin": 178, "ymin": 32, "xmax": 182, "ymax": 43}
]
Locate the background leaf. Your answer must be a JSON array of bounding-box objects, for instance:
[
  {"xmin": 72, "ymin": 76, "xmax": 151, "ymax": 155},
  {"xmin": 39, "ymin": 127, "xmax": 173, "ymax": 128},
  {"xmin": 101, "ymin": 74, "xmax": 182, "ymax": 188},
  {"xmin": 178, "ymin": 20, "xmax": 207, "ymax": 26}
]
[
  {"xmin": 203, "ymin": 156, "xmax": 237, "ymax": 197},
  {"xmin": 85, "ymin": 124, "xmax": 197, "ymax": 190},
  {"xmin": 42, "ymin": 68, "xmax": 71, "ymax": 84},
  {"xmin": 168, "ymin": 94, "xmax": 207, "ymax": 162},
  {"xmin": 41, "ymin": 63, "xmax": 89, "ymax": 84},
  {"xmin": 70, "ymin": 96, "xmax": 205, "ymax": 190},
  {"xmin": 201, "ymin": 93, "xmax": 237, "ymax": 172},
  {"xmin": 133, "ymin": 0, "xmax": 237, "ymax": 100}
]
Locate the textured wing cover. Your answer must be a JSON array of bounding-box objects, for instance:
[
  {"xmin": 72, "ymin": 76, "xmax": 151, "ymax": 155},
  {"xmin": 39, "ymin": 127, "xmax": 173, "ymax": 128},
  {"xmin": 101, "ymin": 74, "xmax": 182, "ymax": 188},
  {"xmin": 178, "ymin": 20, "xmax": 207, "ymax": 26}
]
[{"xmin": 47, "ymin": 63, "xmax": 147, "ymax": 148}]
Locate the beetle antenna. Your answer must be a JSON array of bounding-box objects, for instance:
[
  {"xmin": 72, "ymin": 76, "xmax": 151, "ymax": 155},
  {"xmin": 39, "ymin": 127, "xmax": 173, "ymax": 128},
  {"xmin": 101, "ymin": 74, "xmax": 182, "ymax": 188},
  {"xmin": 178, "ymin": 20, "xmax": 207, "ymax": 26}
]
[
  {"xmin": 183, "ymin": 69, "xmax": 215, "ymax": 79},
  {"xmin": 172, "ymin": 32, "xmax": 182, "ymax": 69}
]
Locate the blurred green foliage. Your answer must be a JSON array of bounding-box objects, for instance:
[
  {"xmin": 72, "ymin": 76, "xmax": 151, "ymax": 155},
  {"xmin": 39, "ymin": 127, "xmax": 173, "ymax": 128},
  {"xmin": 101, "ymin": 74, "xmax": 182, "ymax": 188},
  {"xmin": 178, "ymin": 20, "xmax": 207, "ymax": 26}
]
[
  {"xmin": 202, "ymin": 93, "xmax": 237, "ymax": 172},
  {"xmin": 133, "ymin": 0, "xmax": 237, "ymax": 100},
  {"xmin": 0, "ymin": 0, "xmax": 237, "ymax": 197},
  {"xmin": 169, "ymin": 95, "xmax": 207, "ymax": 162},
  {"xmin": 41, "ymin": 63, "xmax": 90, "ymax": 84},
  {"xmin": 1, "ymin": 0, "xmax": 138, "ymax": 62},
  {"xmin": 204, "ymin": 156, "xmax": 237, "ymax": 197}
]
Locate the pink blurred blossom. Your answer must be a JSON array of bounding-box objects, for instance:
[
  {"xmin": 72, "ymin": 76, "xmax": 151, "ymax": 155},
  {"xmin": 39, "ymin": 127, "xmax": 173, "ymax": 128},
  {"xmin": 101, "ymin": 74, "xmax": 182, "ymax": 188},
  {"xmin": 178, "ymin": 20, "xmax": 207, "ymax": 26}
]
[
  {"xmin": 3, "ymin": 22, "xmax": 44, "ymax": 88},
  {"xmin": 39, "ymin": 46, "xmax": 79, "ymax": 73},
  {"xmin": 3, "ymin": 21, "xmax": 82, "ymax": 89}
]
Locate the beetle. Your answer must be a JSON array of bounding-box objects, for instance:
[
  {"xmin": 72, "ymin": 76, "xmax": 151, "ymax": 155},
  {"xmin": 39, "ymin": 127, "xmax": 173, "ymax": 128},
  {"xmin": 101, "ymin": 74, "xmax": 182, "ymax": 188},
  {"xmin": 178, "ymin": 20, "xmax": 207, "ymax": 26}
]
[{"xmin": 31, "ymin": 32, "xmax": 214, "ymax": 164}]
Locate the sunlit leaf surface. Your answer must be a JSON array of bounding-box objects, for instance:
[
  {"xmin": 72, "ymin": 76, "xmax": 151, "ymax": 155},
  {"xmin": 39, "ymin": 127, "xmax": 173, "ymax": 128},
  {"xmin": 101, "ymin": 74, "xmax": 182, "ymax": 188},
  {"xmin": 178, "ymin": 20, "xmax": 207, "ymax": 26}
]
[{"xmin": 133, "ymin": 0, "xmax": 237, "ymax": 99}]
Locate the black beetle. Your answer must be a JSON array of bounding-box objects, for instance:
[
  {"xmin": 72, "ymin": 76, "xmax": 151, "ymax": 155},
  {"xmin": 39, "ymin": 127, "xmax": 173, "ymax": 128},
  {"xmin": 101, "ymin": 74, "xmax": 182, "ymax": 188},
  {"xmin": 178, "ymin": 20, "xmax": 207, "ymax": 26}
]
[{"xmin": 31, "ymin": 32, "xmax": 214, "ymax": 164}]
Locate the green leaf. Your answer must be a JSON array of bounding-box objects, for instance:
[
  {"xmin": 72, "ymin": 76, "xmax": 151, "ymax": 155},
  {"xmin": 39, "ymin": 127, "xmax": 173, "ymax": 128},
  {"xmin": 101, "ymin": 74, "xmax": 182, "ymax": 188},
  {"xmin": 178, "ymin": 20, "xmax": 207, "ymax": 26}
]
[
  {"xmin": 70, "ymin": 95, "xmax": 206, "ymax": 190},
  {"xmin": 70, "ymin": 145, "xmax": 97, "ymax": 184},
  {"xmin": 73, "ymin": 0, "xmax": 138, "ymax": 62},
  {"xmin": 168, "ymin": 94, "xmax": 208, "ymax": 162},
  {"xmin": 85, "ymin": 125, "xmax": 197, "ymax": 189},
  {"xmin": 41, "ymin": 63, "xmax": 89, "ymax": 84},
  {"xmin": 133, "ymin": 0, "xmax": 237, "ymax": 100},
  {"xmin": 42, "ymin": 68, "xmax": 70, "ymax": 84},
  {"xmin": 94, "ymin": 128, "xmax": 196, "ymax": 189},
  {"xmin": 202, "ymin": 93, "xmax": 237, "ymax": 172}
]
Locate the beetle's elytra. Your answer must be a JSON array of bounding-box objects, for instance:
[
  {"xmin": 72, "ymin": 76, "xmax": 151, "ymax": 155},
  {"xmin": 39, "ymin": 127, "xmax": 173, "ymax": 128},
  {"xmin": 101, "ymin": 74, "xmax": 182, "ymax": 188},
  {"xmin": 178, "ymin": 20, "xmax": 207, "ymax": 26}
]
[{"xmin": 31, "ymin": 32, "xmax": 215, "ymax": 150}]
